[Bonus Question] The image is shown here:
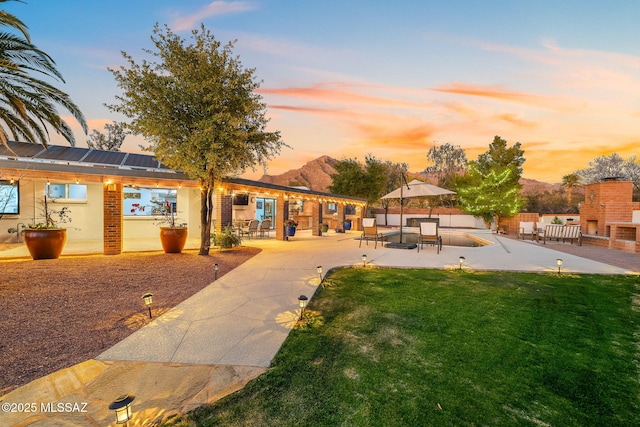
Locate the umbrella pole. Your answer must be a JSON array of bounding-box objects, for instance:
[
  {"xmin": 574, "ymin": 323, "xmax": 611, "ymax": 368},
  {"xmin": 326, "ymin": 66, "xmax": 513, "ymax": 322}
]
[{"xmin": 400, "ymin": 180, "xmax": 404, "ymax": 243}]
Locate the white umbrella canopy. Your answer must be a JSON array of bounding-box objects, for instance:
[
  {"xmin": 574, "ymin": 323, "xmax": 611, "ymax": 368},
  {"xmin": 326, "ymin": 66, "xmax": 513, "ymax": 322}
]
[{"xmin": 381, "ymin": 179, "xmax": 456, "ymax": 199}]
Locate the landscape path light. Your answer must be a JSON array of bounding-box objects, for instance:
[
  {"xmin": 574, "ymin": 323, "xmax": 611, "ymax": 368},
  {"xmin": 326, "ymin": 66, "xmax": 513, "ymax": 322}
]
[
  {"xmin": 108, "ymin": 394, "xmax": 135, "ymax": 426},
  {"xmin": 298, "ymin": 295, "xmax": 308, "ymax": 320},
  {"xmin": 459, "ymin": 256, "xmax": 465, "ymax": 270},
  {"xmin": 316, "ymin": 266, "xmax": 323, "ymax": 284},
  {"xmin": 142, "ymin": 293, "xmax": 153, "ymax": 319},
  {"xmin": 556, "ymin": 258, "xmax": 563, "ymax": 274},
  {"xmin": 362, "ymin": 254, "xmax": 367, "ymax": 267},
  {"xmin": 214, "ymin": 263, "xmax": 219, "ymax": 280}
]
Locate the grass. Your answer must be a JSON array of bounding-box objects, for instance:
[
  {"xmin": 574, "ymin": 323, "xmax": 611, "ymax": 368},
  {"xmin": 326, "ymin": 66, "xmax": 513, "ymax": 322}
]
[{"xmin": 164, "ymin": 268, "xmax": 640, "ymax": 426}]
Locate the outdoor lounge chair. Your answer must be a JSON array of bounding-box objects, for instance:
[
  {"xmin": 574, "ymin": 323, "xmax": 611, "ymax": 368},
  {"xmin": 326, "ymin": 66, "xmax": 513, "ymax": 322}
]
[
  {"xmin": 258, "ymin": 219, "xmax": 271, "ymax": 238},
  {"xmin": 359, "ymin": 218, "xmax": 384, "ymax": 249},
  {"xmin": 518, "ymin": 221, "xmax": 536, "ymax": 240},
  {"xmin": 240, "ymin": 219, "xmax": 259, "ymax": 239},
  {"xmin": 417, "ymin": 220, "xmax": 442, "ymax": 254}
]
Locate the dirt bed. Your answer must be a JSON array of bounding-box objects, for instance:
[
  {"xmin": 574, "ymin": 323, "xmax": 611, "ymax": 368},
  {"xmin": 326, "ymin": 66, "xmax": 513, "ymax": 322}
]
[{"xmin": 0, "ymin": 247, "xmax": 260, "ymax": 395}]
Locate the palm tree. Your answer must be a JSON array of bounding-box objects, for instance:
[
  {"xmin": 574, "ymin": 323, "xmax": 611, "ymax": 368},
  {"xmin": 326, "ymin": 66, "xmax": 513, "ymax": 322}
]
[
  {"xmin": 561, "ymin": 173, "xmax": 580, "ymax": 204},
  {"xmin": 0, "ymin": 0, "xmax": 86, "ymax": 148}
]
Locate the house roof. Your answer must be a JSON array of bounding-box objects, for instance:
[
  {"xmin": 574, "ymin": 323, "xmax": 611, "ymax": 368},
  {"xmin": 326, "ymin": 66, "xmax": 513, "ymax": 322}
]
[{"xmin": 0, "ymin": 141, "xmax": 367, "ymax": 204}]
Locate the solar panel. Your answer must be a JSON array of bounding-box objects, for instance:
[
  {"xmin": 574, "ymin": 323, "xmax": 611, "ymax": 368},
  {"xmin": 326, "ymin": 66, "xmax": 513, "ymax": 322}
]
[
  {"xmin": 1, "ymin": 141, "xmax": 46, "ymax": 157},
  {"xmin": 123, "ymin": 153, "xmax": 161, "ymax": 168},
  {"xmin": 36, "ymin": 145, "xmax": 88, "ymax": 161},
  {"xmin": 83, "ymin": 150, "xmax": 127, "ymax": 165}
]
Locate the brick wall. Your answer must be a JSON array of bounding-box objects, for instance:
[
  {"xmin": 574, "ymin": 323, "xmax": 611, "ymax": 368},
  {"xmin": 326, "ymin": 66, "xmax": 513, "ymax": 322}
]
[
  {"xmin": 103, "ymin": 183, "xmax": 122, "ymax": 255},
  {"xmin": 499, "ymin": 213, "xmax": 539, "ymax": 235},
  {"xmin": 581, "ymin": 181, "xmax": 635, "ymax": 236}
]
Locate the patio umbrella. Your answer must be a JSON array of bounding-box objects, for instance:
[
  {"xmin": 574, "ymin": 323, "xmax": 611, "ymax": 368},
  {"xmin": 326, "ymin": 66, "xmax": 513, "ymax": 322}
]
[{"xmin": 381, "ymin": 178, "xmax": 456, "ymax": 246}]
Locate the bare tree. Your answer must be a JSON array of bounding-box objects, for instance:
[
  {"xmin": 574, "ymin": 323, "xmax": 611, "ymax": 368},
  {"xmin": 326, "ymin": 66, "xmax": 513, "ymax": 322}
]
[{"xmin": 86, "ymin": 121, "xmax": 126, "ymax": 151}]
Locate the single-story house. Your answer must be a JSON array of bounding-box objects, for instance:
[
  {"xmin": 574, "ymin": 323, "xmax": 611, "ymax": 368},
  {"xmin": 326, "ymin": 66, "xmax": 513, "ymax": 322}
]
[{"xmin": 0, "ymin": 141, "xmax": 367, "ymax": 254}]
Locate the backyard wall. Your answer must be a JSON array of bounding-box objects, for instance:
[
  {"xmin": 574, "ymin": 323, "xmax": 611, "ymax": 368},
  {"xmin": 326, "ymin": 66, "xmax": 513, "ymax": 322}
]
[{"xmin": 373, "ymin": 207, "xmax": 486, "ymax": 229}]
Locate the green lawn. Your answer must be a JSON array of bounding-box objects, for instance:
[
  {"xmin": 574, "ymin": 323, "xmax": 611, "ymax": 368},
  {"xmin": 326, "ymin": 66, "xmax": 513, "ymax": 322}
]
[{"xmin": 165, "ymin": 268, "xmax": 640, "ymax": 426}]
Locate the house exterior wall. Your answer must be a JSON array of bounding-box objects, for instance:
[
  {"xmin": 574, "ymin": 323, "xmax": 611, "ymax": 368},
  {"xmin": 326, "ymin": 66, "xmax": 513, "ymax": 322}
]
[{"xmin": 0, "ymin": 178, "xmax": 104, "ymax": 244}]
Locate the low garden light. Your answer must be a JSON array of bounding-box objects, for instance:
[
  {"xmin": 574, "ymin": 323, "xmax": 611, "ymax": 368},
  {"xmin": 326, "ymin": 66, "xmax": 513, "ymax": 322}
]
[
  {"xmin": 362, "ymin": 254, "xmax": 367, "ymax": 267},
  {"xmin": 298, "ymin": 294, "xmax": 308, "ymax": 320},
  {"xmin": 142, "ymin": 293, "xmax": 153, "ymax": 319},
  {"xmin": 556, "ymin": 258, "xmax": 563, "ymax": 274},
  {"xmin": 108, "ymin": 394, "xmax": 135, "ymax": 426},
  {"xmin": 459, "ymin": 256, "xmax": 465, "ymax": 270},
  {"xmin": 316, "ymin": 266, "xmax": 323, "ymax": 282},
  {"xmin": 214, "ymin": 263, "xmax": 219, "ymax": 280}
]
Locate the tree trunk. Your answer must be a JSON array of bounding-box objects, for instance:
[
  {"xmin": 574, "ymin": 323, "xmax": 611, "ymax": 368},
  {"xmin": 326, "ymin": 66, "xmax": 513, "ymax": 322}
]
[{"xmin": 199, "ymin": 184, "xmax": 214, "ymax": 255}]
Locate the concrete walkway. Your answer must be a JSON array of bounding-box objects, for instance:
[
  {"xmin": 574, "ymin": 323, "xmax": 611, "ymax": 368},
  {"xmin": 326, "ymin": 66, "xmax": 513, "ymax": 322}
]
[{"xmin": 1, "ymin": 230, "xmax": 636, "ymax": 426}]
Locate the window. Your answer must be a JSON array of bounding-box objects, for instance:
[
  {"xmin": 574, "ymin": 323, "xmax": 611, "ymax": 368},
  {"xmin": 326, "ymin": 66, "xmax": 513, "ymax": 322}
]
[
  {"xmin": 0, "ymin": 180, "xmax": 19, "ymax": 214},
  {"xmin": 124, "ymin": 187, "xmax": 177, "ymax": 217},
  {"xmin": 47, "ymin": 183, "xmax": 87, "ymax": 202}
]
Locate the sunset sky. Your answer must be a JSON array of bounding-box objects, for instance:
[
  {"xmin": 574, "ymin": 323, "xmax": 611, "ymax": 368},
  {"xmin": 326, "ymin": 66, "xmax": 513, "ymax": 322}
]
[{"xmin": 8, "ymin": 1, "xmax": 640, "ymax": 183}]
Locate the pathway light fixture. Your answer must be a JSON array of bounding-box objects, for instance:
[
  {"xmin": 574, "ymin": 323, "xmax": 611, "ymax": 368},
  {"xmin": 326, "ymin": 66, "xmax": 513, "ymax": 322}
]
[
  {"xmin": 109, "ymin": 394, "xmax": 135, "ymax": 426},
  {"xmin": 142, "ymin": 293, "xmax": 153, "ymax": 319},
  {"xmin": 556, "ymin": 258, "xmax": 563, "ymax": 274},
  {"xmin": 316, "ymin": 266, "xmax": 323, "ymax": 282},
  {"xmin": 362, "ymin": 254, "xmax": 367, "ymax": 267},
  {"xmin": 459, "ymin": 256, "xmax": 465, "ymax": 270},
  {"xmin": 214, "ymin": 263, "xmax": 219, "ymax": 280},
  {"xmin": 298, "ymin": 294, "xmax": 308, "ymax": 320}
]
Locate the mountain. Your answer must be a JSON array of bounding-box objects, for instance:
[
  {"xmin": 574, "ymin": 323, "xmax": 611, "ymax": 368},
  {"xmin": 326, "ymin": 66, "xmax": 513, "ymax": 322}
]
[
  {"xmin": 259, "ymin": 155, "xmax": 338, "ymax": 192},
  {"xmin": 259, "ymin": 156, "xmax": 559, "ymax": 194}
]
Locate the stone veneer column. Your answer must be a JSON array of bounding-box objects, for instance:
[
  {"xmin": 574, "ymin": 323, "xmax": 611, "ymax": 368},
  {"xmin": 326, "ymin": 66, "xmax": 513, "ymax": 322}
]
[
  {"xmin": 336, "ymin": 203, "xmax": 346, "ymax": 231},
  {"xmin": 311, "ymin": 201, "xmax": 322, "ymax": 236},
  {"xmin": 276, "ymin": 196, "xmax": 286, "ymax": 240},
  {"xmin": 215, "ymin": 189, "xmax": 224, "ymax": 235},
  {"xmin": 103, "ymin": 182, "xmax": 123, "ymax": 255}
]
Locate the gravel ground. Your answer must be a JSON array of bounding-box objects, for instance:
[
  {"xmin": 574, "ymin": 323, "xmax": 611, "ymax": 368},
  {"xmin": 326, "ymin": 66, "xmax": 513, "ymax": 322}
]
[{"xmin": 0, "ymin": 247, "xmax": 260, "ymax": 395}]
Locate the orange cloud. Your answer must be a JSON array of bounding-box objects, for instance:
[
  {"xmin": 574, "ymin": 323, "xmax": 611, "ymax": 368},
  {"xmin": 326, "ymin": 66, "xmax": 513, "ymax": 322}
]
[
  {"xmin": 258, "ymin": 83, "xmax": 431, "ymax": 110},
  {"xmin": 172, "ymin": 1, "xmax": 256, "ymax": 31},
  {"xmin": 432, "ymin": 82, "xmax": 578, "ymax": 111}
]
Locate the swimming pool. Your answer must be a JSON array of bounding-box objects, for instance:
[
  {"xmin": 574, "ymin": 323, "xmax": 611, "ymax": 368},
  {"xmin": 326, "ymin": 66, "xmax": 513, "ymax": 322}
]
[{"xmin": 383, "ymin": 231, "xmax": 491, "ymax": 247}]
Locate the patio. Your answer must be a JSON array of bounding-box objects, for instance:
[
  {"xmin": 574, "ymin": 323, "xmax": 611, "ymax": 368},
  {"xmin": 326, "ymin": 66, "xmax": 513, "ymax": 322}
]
[{"xmin": 1, "ymin": 229, "xmax": 636, "ymax": 426}]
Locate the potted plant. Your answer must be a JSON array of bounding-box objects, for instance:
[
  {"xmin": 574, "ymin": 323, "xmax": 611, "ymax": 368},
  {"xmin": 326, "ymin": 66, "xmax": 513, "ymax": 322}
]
[
  {"xmin": 284, "ymin": 219, "xmax": 298, "ymax": 237},
  {"xmin": 321, "ymin": 223, "xmax": 329, "ymax": 233},
  {"xmin": 24, "ymin": 196, "xmax": 71, "ymax": 260},
  {"xmin": 152, "ymin": 200, "xmax": 188, "ymax": 253}
]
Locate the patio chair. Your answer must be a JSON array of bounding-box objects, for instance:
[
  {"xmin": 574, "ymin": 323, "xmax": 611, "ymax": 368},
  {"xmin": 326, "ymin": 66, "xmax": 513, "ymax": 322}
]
[
  {"xmin": 518, "ymin": 221, "xmax": 536, "ymax": 240},
  {"xmin": 240, "ymin": 219, "xmax": 259, "ymax": 239},
  {"xmin": 258, "ymin": 219, "xmax": 271, "ymax": 238},
  {"xmin": 417, "ymin": 220, "xmax": 442, "ymax": 254},
  {"xmin": 359, "ymin": 218, "xmax": 384, "ymax": 249}
]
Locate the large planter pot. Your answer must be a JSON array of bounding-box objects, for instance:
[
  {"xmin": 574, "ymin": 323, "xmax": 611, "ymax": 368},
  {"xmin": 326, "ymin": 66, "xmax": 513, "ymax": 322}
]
[
  {"xmin": 160, "ymin": 227, "xmax": 188, "ymax": 253},
  {"xmin": 321, "ymin": 224, "xmax": 329, "ymax": 233},
  {"xmin": 285, "ymin": 226, "xmax": 296, "ymax": 237},
  {"xmin": 24, "ymin": 229, "xmax": 67, "ymax": 260}
]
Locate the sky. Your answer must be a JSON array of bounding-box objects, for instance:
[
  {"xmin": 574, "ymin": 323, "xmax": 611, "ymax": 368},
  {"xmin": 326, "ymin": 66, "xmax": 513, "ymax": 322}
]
[{"xmin": 7, "ymin": 0, "xmax": 640, "ymax": 183}]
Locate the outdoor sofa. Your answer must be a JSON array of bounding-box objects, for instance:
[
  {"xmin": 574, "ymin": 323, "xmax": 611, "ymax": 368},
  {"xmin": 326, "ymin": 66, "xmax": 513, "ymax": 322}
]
[{"xmin": 537, "ymin": 224, "xmax": 582, "ymax": 245}]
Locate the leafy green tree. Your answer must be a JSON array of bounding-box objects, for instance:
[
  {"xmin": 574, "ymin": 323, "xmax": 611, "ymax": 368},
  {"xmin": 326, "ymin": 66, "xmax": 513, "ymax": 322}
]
[
  {"xmin": 454, "ymin": 136, "xmax": 525, "ymax": 226},
  {"xmin": 329, "ymin": 155, "xmax": 407, "ymax": 222},
  {"xmin": 476, "ymin": 135, "xmax": 525, "ymax": 185},
  {"xmin": 87, "ymin": 121, "xmax": 126, "ymax": 151},
  {"xmin": 108, "ymin": 24, "xmax": 285, "ymax": 255},
  {"xmin": 424, "ymin": 142, "xmax": 467, "ymax": 188},
  {"xmin": 0, "ymin": 0, "xmax": 87, "ymax": 148},
  {"xmin": 455, "ymin": 164, "xmax": 524, "ymax": 226}
]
